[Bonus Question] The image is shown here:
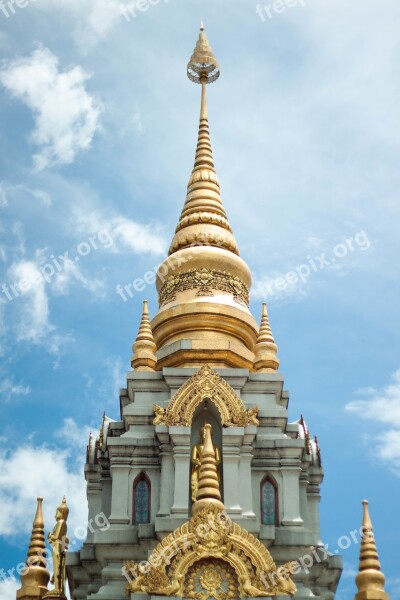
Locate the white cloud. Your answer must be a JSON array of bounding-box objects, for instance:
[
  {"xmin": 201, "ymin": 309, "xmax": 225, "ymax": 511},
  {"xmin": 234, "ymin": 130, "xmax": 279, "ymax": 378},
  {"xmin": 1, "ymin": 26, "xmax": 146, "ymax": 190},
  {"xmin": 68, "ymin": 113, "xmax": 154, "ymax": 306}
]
[
  {"xmin": 0, "ymin": 182, "xmax": 7, "ymax": 207},
  {"xmin": 0, "ymin": 47, "xmax": 101, "ymax": 169},
  {"xmin": 346, "ymin": 370, "xmax": 400, "ymax": 474},
  {"xmin": 0, "ymin": 578, "xmax": 19, "ymax": 600},
  {"xmin": 0, "ymin": 417, "xmax": 91, "ymax": 576},
  {"xmin": 0, "ymin": 444, "xmax": 87, "ymax": 540},
  {"xmin": 0, "ymin": 300, "xmax": 6, "ymax": 356},
  {"xmin": 9, "ymin": 260, "xmax": 55, "ymax": 345},
  {"xmin": 5, "ymin": 254, "xmax": 106, "ymax": 357},
  {"xmin": 252, "ymin": 274, "xmax": 308, "ymax": 303},
  {"xmin": 0, "ymin": 378, "xmax": 30, "ymax": 403},
  {"xmin": 56, "ymin": 417, "xmax": 92, "ymax": 454},
  {"xmin": 52, "ymin": 260, "xmax": 105, "ymax": 298},
  {"xmin": 0, "ymin": 182, "xmax": 52, "ymax": 207},
  {"xmin": 112, "ymin": 216, "xmax": 165, "ymax": 255},
  {"xmin": 37, "ymin": 0, "xmax": 122, "ymax": 48},
  {"xmin": 73, "ymin": 208, "xmax": 166, "ymax": 256},
  {"xmin": 85, "ymin": 355, "xmax": 125, "ymax": 410}
]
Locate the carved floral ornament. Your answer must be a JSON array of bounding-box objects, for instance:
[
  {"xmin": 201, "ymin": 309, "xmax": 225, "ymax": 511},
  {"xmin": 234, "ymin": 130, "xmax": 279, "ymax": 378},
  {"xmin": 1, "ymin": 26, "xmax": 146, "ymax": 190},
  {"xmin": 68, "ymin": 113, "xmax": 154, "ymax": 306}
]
[
  {"xmin": 158, "ymin": 268, "xmax": 249, "ymax": 307},
  {"xmin": 125, "ymin": 504, "xmax": 297, "ymax": 598},
  {"xmin": 153, "ymin": 365, "xmax": 259, "ymax": 427}
]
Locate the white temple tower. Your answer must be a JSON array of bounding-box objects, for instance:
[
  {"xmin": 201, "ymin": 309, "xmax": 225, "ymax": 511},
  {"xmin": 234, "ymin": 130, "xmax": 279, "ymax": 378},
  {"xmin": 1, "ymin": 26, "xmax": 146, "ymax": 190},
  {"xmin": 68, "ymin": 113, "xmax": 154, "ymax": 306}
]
[{"xmin": 66, "ymin": 25, "xmax": 343, "ymax": 600}]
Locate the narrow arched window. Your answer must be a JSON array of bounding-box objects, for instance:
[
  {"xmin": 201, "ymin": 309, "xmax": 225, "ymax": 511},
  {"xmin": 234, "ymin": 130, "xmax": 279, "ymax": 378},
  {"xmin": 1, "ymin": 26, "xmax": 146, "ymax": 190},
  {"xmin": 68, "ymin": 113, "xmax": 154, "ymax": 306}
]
[
  {"xmin": 133, "ymin": 473, "xmax": 150, "ymax": 524},
  {"xmin": 261, "ymin": 476, "xmax": 278, "ymax": 526}
]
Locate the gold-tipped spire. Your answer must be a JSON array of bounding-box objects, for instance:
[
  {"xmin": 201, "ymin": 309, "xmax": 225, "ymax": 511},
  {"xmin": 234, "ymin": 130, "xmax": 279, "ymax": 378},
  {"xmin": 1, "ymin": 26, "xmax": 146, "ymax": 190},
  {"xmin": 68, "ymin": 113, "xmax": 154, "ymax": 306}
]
[
  {"xmin": 192, "ymin": 422, "xmax": 224, "ymax": 516},
  {"xmin": 131, "ymin": 300, "xmax": 157, "ymax": 371},
  {"xmin": 169, "ymin": 24, "xmax": 238, "ymax": 257},
  {"xmin": 355, "ymin": 500, "xmax": 389, "ymax": 600},
  {"xmin": 151, "ymin": 26, "xmax": 258, "ymax": 370},
  {"xmin": 253, "ymin": 303, "xmax": 279, "ymax": 372},
  {"xmin": 16, "ymin": 497, "xmax": 50, "ymax": 600}
]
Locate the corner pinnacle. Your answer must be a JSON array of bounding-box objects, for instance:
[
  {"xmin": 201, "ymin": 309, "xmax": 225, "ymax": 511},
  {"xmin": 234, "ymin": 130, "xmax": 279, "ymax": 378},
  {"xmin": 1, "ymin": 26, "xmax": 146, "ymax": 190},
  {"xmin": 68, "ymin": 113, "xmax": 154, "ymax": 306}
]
[
  {"xmin": 16, "ymin": 497, "xmax": 50, "ymax": 600},
  {"xmin": 131, "ymin": 300, "xmax": 157, "ymax": 371},
  {"xmin": 253, "ymin": 303, "xmax": 279, "ymax": 372},
  {"xmin": 355, "ymin": 500, "xmax": 388, "ymax": 600}
]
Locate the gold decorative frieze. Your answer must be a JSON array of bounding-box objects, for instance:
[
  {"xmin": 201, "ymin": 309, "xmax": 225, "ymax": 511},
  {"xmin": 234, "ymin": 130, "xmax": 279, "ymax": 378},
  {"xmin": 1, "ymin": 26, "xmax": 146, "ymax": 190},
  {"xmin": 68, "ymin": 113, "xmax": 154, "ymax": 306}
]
[
  {"xmin": 124, "ymin": 504, "xmax": 297, "ymax": 598},
  {"xmin": 159, "ymin": 268, "xmax": 249, "ymax": 307},
  {"xmin": 175, "ymin": 211, "xmax": 232, "ymax": 234},
  {"xmin": 169, "ymin": 234, "xmax": 239, "ymax": 256},
  {"xmin": 153, "ymin": 365, "xmax": 259, "ymax": 427}
]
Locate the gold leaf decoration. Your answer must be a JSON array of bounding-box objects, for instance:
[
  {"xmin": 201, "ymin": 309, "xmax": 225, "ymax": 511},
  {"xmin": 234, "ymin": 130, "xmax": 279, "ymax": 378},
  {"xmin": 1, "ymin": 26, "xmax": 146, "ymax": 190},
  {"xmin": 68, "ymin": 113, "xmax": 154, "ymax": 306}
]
[
  {"xmin": 124, "ymin": 504, "xmax": 296, "ymax": 598},
  {"xmin": 153, "ymin": 365, "xmax": 259, "ymax": 427},
  {"xmin": 159, "ymin": 268, "xmax": 249, "ymax": 307}
]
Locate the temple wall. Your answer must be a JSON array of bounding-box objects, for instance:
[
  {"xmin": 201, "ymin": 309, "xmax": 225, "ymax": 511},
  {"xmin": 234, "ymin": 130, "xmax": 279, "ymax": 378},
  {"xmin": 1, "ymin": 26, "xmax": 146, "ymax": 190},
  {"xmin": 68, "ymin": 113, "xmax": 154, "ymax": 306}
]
[{"xmin": 67, "ymin": 368, "xmax": 342, "ymax": 600}]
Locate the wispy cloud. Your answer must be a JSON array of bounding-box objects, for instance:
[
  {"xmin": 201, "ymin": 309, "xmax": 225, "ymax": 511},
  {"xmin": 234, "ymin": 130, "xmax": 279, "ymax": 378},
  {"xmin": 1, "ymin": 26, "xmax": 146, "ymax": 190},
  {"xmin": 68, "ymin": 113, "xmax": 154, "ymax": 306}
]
[
  {"xmin": 0, "ymin": 378, "xmax": 30, "ymax": 403},
  {"xmin": 0, "ymin": 183, "xmax": 52, "ymax": 207},
  {"xmin": 0, "ymin": 444, "xmax": 86, "ymax": 539},
  {"xmin": 73, "ymin": 208, "xmax": 166, "ymax": 256},
  {"xmin": 0, "ymin": 578, "xmax": 19, "ymax": 600},
  {"xmin": 345, "ymin": 370, "xmax": 400, "ymax": 475},
  {"xmin": 52, "ymin": 259, "xmax": 106, "ymax": 297},
  {"xmin": 0, "ymin": 47, "xmax": 102, "ymax": 169},
  {"xmin": 9, "ymin": 260, "xmax": 55, "ymax": 344},
  {"xmin": 37, "ymin": 0, "xmax": 122, "ymax": 48}
]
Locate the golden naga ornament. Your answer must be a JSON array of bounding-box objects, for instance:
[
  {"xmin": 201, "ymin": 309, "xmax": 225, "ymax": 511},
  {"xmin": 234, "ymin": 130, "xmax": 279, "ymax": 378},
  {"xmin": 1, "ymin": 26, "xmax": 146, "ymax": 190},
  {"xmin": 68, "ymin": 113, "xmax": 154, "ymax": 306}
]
[
  {"xmin": 153, "ymin": 365, "xmax": 259, "ymax": 427},
  {"xmin": 125, "ymin": 504, "xmax": 296, "ymax": 598}
]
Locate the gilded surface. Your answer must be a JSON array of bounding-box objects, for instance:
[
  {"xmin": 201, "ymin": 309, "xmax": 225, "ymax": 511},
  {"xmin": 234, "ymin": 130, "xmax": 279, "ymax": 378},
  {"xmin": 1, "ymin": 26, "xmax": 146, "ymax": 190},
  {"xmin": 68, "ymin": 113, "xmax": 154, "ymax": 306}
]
[
  {"xmin": 191, "ymin": 424, "xmax": 221, "ymax": 502},
  {"xmin": 125, "ymin": 504, "xmax": 297, "ymax": 598},
  {"xmin": 175, "ymin": 211, "xmax": 232, "ymax": 234},
  {"xmin": 153, "ymin": 365, "xmax": 259, "ymax": 427},
  {"xmin": 159, "ymin": 268, "xmax": 249, "ymax": 307},
  {"xmin": 44, "ymin": 496, "xmax": 69, "ymax": 599}
]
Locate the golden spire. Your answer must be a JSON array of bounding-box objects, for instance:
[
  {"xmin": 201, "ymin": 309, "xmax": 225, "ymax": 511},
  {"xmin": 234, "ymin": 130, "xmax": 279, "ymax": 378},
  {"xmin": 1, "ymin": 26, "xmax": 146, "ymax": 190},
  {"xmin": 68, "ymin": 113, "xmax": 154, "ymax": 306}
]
[
  {"xmin": 253, "ymin": 303, "xmax": 279, "ymax": 372},
  {"xmin": 131, "ymin": 300, "xmax": 157, "ymax": 371},
  {"xmin": 151, "ymin": 25, "xmax": 258, "ymax": 371},
  {"xmin": 169, "ymin": 24, "xmax": 238, "ymax": 257},
  {"xmin": 192, "ymin": 422, "xmax": 224, "ymax": 516},
  {"xmin": 16, "ymin": 497, "xmax": 50, "ymax": 600},
  {"xmin": 355, "ymin": 500, "xmax": 389, "ymax": 600}
]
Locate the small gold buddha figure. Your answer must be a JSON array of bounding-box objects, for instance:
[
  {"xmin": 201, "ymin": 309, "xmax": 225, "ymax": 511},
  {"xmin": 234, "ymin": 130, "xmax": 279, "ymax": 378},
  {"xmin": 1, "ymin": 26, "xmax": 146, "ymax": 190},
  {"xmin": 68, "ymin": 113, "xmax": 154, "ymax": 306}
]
[
  {"xmin": 191, "ymin": 423, "xmax": 221, "ymax": 502},
  {"xmin": 47, "ymin": 496, "xmax": 69, "ymax": 597}
]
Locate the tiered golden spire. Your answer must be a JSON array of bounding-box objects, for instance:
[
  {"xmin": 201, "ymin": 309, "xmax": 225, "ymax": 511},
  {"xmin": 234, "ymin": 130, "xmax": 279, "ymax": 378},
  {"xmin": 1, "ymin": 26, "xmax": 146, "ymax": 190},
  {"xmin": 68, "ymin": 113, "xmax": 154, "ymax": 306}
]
[
  {"xmin": 151, "ymin": 24, "xmax": 258, "ymax": 370},
  {"xmin": 192, "ymin": 422, "xmax": 224, "ymax": 516},
  {"xmin": 169, "ymin": 25, "xmax": 238, "ymax": 257},
  {"xmin": 253, "ymin": 303, "xmax": 279, "ymax": 372},
  {"xmin": 131, "ymin": 300, "xmax": 157, "ymax": 371},
  {"xmin": 16, "ymin": 497, "xmax": 50, "ymax": 600},
  {"xmin": 355, "ymin": 500, "xmax": 389, "ymax": 600}
]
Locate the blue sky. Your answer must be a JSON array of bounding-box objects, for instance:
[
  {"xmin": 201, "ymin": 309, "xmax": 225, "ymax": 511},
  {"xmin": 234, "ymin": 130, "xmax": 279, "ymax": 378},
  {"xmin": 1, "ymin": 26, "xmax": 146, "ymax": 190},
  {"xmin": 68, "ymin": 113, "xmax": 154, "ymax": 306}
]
[{"xmin": 0, "ymin": 0, "xmax": 399, "ymax": 598}]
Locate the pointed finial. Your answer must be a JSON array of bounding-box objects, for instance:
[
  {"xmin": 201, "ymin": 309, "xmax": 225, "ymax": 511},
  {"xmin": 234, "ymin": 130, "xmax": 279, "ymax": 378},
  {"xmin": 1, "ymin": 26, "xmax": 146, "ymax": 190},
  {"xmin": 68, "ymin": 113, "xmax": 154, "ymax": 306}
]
[
  {"xmin": 192, "ymin": 423, "xmax": 224, "ymax": 516},
  {"xmin": 253, "ymin": 303, "xmax": 279, "ymax": 372},
  {"xmin": 16, "ymin": 497, "xmax": 50, "ymax": 600},
  {"xmin": 131, "ymin": 300, "xmax": 157, "ymax": 371},
  {"xmin": 99, "ymin": 411, "xmax": 106, "ymax": 451},
  {"xmin": 187, "ymin": 25, "xmax": 219, "ymax": 84},
  {"xmin": 355, "ymin": 500, "xmax": 388, "ymax": 600},
  {"xmin": 167, "ymin": 27, "xmax": 239, "ymax": 258},
  {"xmin": 58, "ymin": 495, "xmax": 69, "ymax": 517}
]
